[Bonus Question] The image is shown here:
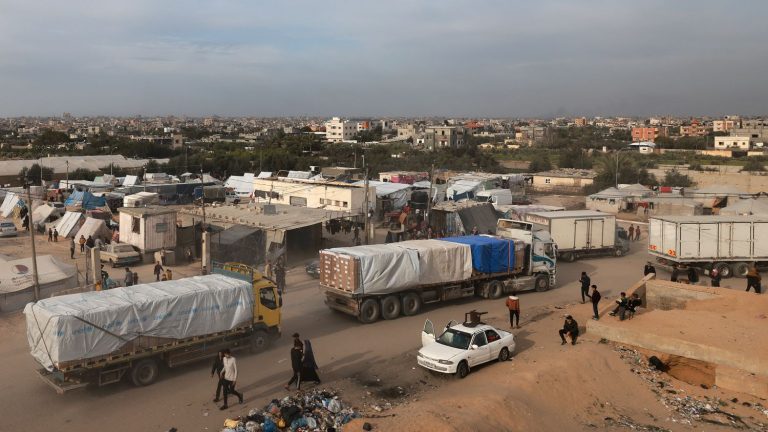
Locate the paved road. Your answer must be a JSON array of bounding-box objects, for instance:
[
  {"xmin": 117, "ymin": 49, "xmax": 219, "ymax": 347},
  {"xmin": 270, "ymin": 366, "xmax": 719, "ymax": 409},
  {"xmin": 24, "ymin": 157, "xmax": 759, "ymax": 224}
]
[{"xmin": 0, "ymin": 241, "xmax": 742, "ymax": 432}]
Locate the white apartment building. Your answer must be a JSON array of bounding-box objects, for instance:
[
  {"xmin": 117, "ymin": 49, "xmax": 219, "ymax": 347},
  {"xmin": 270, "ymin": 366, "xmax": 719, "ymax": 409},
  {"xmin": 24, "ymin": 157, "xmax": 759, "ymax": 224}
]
[
  {"xmin": 251, "ymin": 178, "xmax": 376, "ymax": 214},
  {"xmin": 714, "ymin": 136, "xmax": 751, "ymax": 150},
  {"xmin": 324, "ymin": 117, "xmax": 357, "ymax": 142},
  {"xmin": 713, "ymin": 119, "xmax": 739, "ymax": 133}
]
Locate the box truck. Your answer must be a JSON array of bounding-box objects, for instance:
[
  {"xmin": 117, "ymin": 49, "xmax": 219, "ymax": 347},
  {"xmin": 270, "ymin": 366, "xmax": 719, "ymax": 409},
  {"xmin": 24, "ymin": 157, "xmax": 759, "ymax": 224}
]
[
  {"xmin": 319, "ymin": 220, "xmax": 557, "ymax": 323},
  {"xmin": 24, "ymin": 262, "xmax": 281, "ymax": 393},
  {"xmin": 524, "ymin": 210, "xmax": 629, "ymax": 262},
  {"xmin": 648, "ymin": 215, "xmax": 768, "ymax": 278}
]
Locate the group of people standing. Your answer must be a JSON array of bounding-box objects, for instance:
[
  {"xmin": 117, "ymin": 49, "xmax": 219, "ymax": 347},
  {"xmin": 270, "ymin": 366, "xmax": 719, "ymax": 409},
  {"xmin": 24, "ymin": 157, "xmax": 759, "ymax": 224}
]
[
  {"xmin": 627, "ymin": 224, "xmax": 642, "ymax": 241},
  {"xmin": 264, "ymin": 259, "xmax": 286, "ymax": 293},
  {"xmin": 668, "ymin": 262, "xmax": 762, "ymax": 294}
]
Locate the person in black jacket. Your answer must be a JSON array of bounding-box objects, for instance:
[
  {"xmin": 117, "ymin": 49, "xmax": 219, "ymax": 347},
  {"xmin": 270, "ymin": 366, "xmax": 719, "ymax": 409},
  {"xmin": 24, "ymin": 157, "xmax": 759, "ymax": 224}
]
[
  {"xmin": 579, "ymin": 272, "xmax": 591, "ymax": 303},
  {"xmin": 211, "ymin": 350, "xmax": 225, "ymax": 402},
  {"xmin": 710, "ymin": 268, "xmax": 721, "ymax": 287},
  {"xmin": 644, "ymin": 262, "xmax": 656, "ymax": 276},
  {"xmin": 590, "ymin": 285, "xmax": 601, "ymax": 320},
  {"xmin": 609, "ymin": 292, "xmax": 629, "ymax": 320},
  {"xmin": 284, "ymin": 339, "xmax": 303, "ymax": 390},
  {"xmin": 559, "ymin": 315, "xmax": 579, "ymax": 345},
  {"xmin": 687, "ymin": 266, "xmax": 699, "ymax": 285},
  {"xmin": 627, "ymin": 293, "xmax": 642, "ymax": 318}
]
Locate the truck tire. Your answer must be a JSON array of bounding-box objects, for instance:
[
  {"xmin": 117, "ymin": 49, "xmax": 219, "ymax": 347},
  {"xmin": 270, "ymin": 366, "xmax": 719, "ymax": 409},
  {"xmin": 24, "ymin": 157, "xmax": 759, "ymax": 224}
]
[
  {"xmin": 251, "ymin": 330, "xmax": 270, "ymax": 353},
  {"xmin": 489, "ymin": 280, "xmax": 504, "ymax": 299},
  {"xmin": 131, "ymin": 358, "xmax": 159, "ymax": 386},
  {"xmin": 401, "ymin": 292, "xmax": 422, "ymax": 316},
  {"xmin": 534, "ymin": 274, "xmax": 550, "ymax": 292},
  {"xmin": 358, "ymin": 298, "xmax": 381, "ymax": 324},
  {"xmin": 714, "ymin": 262, "xmax": 731, "ymax": 278},
  {"xmin": 732, "ymin": 262, "xmax": 750, "ymax": 278},
  {"xmin": 614, "ymin": 248, "xmax": 625, "ymax": 257},
  {"xmin": 381, "ymin": 295, "xmax": 401, "ymax": 320},
  {"xmin": 560, "ymin": 252, "xmax": 576, "ymax": 262}
]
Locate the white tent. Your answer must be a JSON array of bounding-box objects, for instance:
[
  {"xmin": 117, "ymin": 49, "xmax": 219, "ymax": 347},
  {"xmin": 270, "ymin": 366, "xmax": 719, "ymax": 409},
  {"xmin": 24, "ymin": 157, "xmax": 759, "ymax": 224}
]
[
  {"xmin": 225, "ymin": 173, "xmax": 255, "ymax": 196},
  {"xmin": 0, "ymin": 192, "xmax": 21, "ymax": 218},
  {"xmin": 54, "ymin": 211, "xmax": 84, "ymax": 237},
  {"xmin": 123, "ymin": 175, "xmax": 138, "ymax": 186},
  {"xmin": 0, "ymin": 255, "xmax": 77, "ymax": 294},
  {"xmin": 32, "ymin": 204, "xmax": 58, "ymax": 224},
  {"xmin": 354, "ymin": 180, "xmax": 413, "ymax": 209},
  {"xmin": 73, "ymin": 217, "xmax": 112, "ymax": 242}
]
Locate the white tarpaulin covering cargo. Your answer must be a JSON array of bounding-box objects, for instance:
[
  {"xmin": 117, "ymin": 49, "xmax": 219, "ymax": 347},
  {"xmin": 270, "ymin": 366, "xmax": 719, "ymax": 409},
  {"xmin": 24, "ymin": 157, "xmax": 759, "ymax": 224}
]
[
  {"xmin": 395, "ymin": 240, "xmax": 473, "ymax": 285},
  {"xmin": 328, "ymin": 245, "xmax": 419, "ymax": 294},
  {"xmin": 54, "ymin": 211, "xmax": 83, "ymax": 237},
  {"xmin": 24, "ymin": 274, "xmax": 254, "ymax": 371}
]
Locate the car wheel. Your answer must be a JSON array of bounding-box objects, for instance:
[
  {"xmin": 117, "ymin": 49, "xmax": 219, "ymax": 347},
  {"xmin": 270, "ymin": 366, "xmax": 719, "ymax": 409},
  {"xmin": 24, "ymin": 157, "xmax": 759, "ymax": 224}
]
[
  {"xmin": 534, "ymin": 274, "xmax": 550, "ymax": 292},
  {"xmin": 401, "ymin": 292, "xmax": 422, "ymax": 316},
  {"xmin": 488, "ymin": 280, "xmax": 504, "ymax": 299},
  {"xmin": 498, "ymin": 347, "xmax": 510, "ymax": 362},
  {"xmin": 358, "ymin": 298, "xmax": 381, "ymax": 324},
  {"xmin": 381, "ymin": 295, "xmax": 401, "ymax": 320},
  {"xmin": 456, "ymin": 361, "xmax": 469, "ymax": 379},
  {"xmin": 131, "ymin": 358, "xmax": 159, "ymax": 386}
]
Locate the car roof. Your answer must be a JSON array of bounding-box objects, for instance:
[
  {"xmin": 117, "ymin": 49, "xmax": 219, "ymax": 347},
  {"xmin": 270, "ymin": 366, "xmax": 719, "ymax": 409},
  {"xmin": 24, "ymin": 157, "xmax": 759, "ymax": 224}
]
[{"xmin": 448, "ymin": 323, "xmax": 497, "ymax": 334}]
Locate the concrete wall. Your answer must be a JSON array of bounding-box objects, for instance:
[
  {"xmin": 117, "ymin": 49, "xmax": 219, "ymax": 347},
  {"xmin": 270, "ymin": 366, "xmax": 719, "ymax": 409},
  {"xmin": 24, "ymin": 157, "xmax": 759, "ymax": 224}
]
[
  {"xmin": 645, "ymin": 280, "xmax": 718, "ymax": 310},
  {"xmin": 648, "ymin": 167, "xmax": 768, "ymax": 194}
]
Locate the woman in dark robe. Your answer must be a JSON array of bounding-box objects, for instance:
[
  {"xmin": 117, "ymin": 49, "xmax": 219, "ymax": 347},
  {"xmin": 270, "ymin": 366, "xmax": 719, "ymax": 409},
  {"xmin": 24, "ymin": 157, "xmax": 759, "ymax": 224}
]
[{"xmin": 300, "ymin": 340, "xmax": 321, "ymax": 385}]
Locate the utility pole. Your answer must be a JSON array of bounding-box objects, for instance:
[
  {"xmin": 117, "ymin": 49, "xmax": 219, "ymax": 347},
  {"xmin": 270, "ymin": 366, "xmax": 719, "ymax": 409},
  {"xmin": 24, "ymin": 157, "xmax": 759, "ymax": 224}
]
[
  {"xmin": 427, "ymin": 163, "xmax": 435, "ymax": 223},
  {"xmin": 65, "ymin": 160, "xmax": 69, "ymax": 190},
  {"xmin": 200, "ymin": 167, "xmax": 206, "ymax": 272},
  {"xmin": 363, "ymin": 167, "xmax": 370, "ymax": 245},
  {"xmin": 25, "ymin": 180, "xmax": 41, "ymax": 301}
]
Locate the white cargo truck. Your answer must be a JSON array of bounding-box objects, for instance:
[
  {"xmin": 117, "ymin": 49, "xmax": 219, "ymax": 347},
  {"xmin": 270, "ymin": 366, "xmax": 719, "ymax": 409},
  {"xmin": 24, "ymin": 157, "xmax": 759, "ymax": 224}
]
[
  {"xmin": 648, "ymin": 215, "xmax": 768, "ymax": 278},
  {"xmin": 524, "ymin": 210, "xmax": 630, "ymax": 262}
]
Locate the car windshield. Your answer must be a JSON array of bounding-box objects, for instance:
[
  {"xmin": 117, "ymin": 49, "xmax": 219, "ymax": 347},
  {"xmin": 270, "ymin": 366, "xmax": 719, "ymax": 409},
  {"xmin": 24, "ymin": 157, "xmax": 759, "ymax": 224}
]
[
  {"xmin": 1, "ymin": 222, "xmax": 14, "ymax": 228},
  {"xmin": 436, "ymin": 328, "xmax": 472, "ymax": 350}
]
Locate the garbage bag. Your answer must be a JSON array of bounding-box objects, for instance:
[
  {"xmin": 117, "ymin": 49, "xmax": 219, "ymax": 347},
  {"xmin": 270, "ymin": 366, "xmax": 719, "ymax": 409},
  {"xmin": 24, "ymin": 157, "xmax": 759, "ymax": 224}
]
[
  {"xmin": 224, "ymin": 418, "xmax": 240, "ymax": 428},
  {"xmin": 305, "ymin": 417, "xmax": 317, "ymax": 429},
  {"xmin": 290, "ymin": 416, "xmax": 309, "ymax": 431},
  {"xmin": 280, "ymin": 405, "xmax": 302, "ymax": 424},
  {"xmin": 245, "ymin": 421, "xmax": 260, "ymax": 432},
  {"xmin": 262, "ymin": 419, "xmax": 277, "ymax": 432},
  {"xmin": 326, "ymin": 399, "xmax": 341, "ymax": 413}
]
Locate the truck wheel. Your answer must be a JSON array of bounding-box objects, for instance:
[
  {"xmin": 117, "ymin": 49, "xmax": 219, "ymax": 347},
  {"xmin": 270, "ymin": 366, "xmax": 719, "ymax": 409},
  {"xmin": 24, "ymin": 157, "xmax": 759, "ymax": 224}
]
[
  {"xmin": 131, "ymin": 358, "xmax": 159, "ymax": 386},
  {"xmin": 561, "ymin": 252, "xmax": 575, "ymax": 262},
  {"xmin": 534, "ymin": 274, "xmax": 550, "ymax": 292},
  {"xmin": 358, "ymin": 298, "xmax": 381, "ymax": 324},
  {"xmin": 381, "ymin": 295, "xmax": 401, "ymax": 320},
  {"xmin": 251, "ymin": 330, "xmax": 270, "ymax": 353},
  {"xmin": 614, "ymin": 248, "xmax": 625, "ymax": 257},
  {"xmin": 489, "ymin": 280, "xmax": 504, "ymax": 299},
  {"xmin": 456, "ymin": 361, "xmax": 469, "ymax": 379},
  {"xmin": 714, "ymin": 262, "xmax": 731, "ymax": 278},
  {"xmin": 732, "ymin": 262, "xmax": 750, "ymax": 278},
  {"xmin": 401, "ymin": 293, "xmax": 422, "ymax": 316}
]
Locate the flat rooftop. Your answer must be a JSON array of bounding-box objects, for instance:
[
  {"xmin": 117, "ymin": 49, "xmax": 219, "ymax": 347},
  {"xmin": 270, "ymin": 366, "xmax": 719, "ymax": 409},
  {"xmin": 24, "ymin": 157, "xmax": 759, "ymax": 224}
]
[{"xmin": 179, "ymin": 203, "xmax": 351, "ymax": 231}]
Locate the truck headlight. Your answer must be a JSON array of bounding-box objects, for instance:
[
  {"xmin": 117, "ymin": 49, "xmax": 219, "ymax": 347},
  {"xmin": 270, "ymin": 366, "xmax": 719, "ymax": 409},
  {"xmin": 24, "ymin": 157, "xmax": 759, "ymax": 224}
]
[{"xmin": 437, "ymin": 359, "xmax": 454, "ymax": 365}]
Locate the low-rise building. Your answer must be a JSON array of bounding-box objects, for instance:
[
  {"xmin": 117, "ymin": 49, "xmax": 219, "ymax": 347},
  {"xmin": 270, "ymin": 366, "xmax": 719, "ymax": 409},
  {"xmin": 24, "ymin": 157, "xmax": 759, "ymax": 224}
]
[
  {"xmin": 713, "ymin": 119, "xmax": 739, "ymax": 133},
  {"xmin": 250, "ymin": 178, "xmax": 375, "ymax": 214},
  {"xmin": 324, "ymin": 117, "xmax": 358, "ymax": 142},
  {"xmin": 629, "ymin": 141, "xmax": 656, "ymax": 154},
  {"xmin": 714, "ymin": 136, "xmax": 751, "ymax": 150},
  {"xmin": 632, "ymin": 127, "xmax": 666, "ymax": 142},
  {"xmin": 424, "ymin": 126, "xmax": 467, "ymax": 150},
  {"xmin": 530, "ymin": 169, "xmax": 596, "ymax": 192},
  {"xmin": 118, "ymin": 207, "xmax": 177, "ymax": 257}
]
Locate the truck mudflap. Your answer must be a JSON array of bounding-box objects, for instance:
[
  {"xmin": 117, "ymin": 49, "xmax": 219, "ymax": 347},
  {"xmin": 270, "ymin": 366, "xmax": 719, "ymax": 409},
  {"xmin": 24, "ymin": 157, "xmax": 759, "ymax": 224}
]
[
  {"xmin": 324, "ymin": 290, "xmax": 360, "ymax": 317},
  {"xmin": 37, "ymin": 369, "xmax": 89, "ymax": 394}
]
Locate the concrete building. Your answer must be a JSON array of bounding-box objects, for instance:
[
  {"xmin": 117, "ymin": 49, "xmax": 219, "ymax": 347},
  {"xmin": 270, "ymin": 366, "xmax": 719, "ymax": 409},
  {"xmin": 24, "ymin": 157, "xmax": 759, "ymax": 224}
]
[
  {"xmin": 530, "ymin": 169, "xmax": 596, "ymax": 192},
  {"xmin": 397, "ymin": 124, "xmax": 417, "ymax": 141},
  {"xmin": 713, "ymin": 119, "xmax": 739, "ymax": 133},
  {"xmin": 250, "ymin": 178, "xmax": 375, "ymax": 214},
  {"xmin": 629, "ymin": 141, "xmax": 656, "ymax": 154},
  {"xmin": 324, "ymin": 117, "xmax": 357, "ymax": 142},
  {"xmin": 631, "ymin": 127, "xmax": 666, "ymax": 142},
  {"xmin": 714, "ymin": 136, "xmax": 751, "ymax": 150},
  {"xmin": 679, "ymin": 121, "xmax": 709, "ymax": 137},
  {"xmin": 424, "ymin": 126, "xmax": 467, "ymax": 150},
  {"xmin": 731, "ymin": 118, "xmax": 768, "ymax": 143}
]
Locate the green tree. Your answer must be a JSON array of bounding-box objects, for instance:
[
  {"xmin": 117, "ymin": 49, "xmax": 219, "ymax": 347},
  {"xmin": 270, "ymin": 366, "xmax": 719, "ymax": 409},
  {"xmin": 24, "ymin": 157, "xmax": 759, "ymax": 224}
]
[
  {"xmin": 69, "ymin": 168, "xmax": 101, "ymax": 180},
  {"xmin": 33, "ymin": 129, "xmax": 69, "ymax": 147},
  {"xmin": 558, "ymin": 148, "xmax": 593, "ymax": 169},
  {"xmin": 594, "ymin": 153, "xmax": 657, "ymax": 189},
  {"xmin": 741, "ymin": 159, "xmax": 766, "ymax": 172},
  {"xmin": 18, "ymin": 164, "xmax": 54, "ymax": 182},
  {"xmin": 528, "ymin": 154, "xmax": 553, "ymax": 172},
  {"xmin": 662, "ymin": 169, "xmax": 694, "ymax": 187}
]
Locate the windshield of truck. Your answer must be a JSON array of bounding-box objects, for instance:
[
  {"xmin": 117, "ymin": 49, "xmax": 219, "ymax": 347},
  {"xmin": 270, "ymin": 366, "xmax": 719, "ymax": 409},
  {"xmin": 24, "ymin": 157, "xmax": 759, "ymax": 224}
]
[
  {"xmin": 544, "ymin": 243, "xmax": 556, "ymax": 259},
  {"xmin": 436, "ymin": 328, "xmax": 471, "ymax": 350},
  {"xmin": 617, "ymin": 228, "xmax": 628, "ymax": 240}
]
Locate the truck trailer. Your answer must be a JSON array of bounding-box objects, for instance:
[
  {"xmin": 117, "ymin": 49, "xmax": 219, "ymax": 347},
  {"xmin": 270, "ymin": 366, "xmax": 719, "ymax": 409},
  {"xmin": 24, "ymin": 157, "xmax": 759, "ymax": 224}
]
[
  {"xmin": 648, "ymin": 215, "xmax": 768, "ymax": 278},
  {"xmin": 24, "ymin": 262, "xmax": 281, "ymax": 393},
  {"xmin": 524, "ymin": 210, "xmax": 629, "ymax": 262},
  {"xmin": 319, "ymin": 220, "xmax": 556, "ymax": 323}
]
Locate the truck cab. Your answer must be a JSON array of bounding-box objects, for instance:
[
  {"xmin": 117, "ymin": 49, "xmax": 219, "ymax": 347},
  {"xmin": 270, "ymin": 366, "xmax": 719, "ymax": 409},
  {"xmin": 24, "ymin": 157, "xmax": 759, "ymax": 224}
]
[
  {"xmin": 475, "ymin": 189, "xmax": 515, "ymax": 208},
  {"xmin": 496, "ymin": 219, "xmax": 557, "ymax": 287}
]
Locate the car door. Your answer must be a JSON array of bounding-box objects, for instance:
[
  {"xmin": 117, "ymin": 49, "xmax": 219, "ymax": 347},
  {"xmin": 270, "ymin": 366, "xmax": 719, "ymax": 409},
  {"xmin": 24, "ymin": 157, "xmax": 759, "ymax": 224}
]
[
  {"xmin": 467, "ymin": 332, "xmax": 491, "ymax": 367},
  {"xmin": 484, "ymin": 329, "xmax": 503, "ymax": 358},
  {"xmin": 421, "ymin": 319, "xmax": 435, "ymax": 347}
]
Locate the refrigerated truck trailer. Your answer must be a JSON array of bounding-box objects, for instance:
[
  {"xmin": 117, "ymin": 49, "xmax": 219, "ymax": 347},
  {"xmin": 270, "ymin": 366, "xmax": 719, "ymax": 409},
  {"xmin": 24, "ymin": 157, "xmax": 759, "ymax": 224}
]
[
  {"xmin": 319, "ymin": 220, "xmax": 557, "ymax": 323},
  {"xmin": 524, "ymin": 210, "xmax": 629, "ymax": 262},
  {"xmin": 648, "ymin": 215, "xmax": 768, "ymax": 278}
]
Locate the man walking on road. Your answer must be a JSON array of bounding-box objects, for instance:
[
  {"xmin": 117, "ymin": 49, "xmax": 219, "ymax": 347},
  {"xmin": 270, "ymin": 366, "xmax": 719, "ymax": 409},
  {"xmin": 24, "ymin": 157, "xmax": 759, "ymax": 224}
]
[
  {"xmin": 746, "ymin": 264, "xmax": 762, "ymax": 294},
  {"xmin": 285, "ymin": 339, "xmax": 304, "ymax": 390},
  {"xmin": 559, "ymin": 315, "xmax": 579, "ymax": 345},
  {"xmin": 628, "ymin": 225, "xmax": 635, "ymax": 242},
  {"xmin": 79, "ymin": 235, "xmax": 86, "ymax": 253},
  {"xmin": 579, "ymin": 271, "xmax": 591, "ymax": 303},
  {"xmin": 211, "ymin": 350, "xmax": 226, "ymax": 403},
  {"xmin": 124, "ymin": 268, "xmax": 134, "ymax": 287},
  {"xmin": 505, "ymin": 295, "xmax": 520, "ymax": 329},
  {"xmin": 69, "ymin": 237, "xmax": 76, "ymax": 259},
  {"xmin": 635, "ymin": 225, "xmax": 642, "ymax": 241},
  {"xmin": 590, "ymin": 285, "xmax": 601, "ymax": 320},
  {"xmin": 53, "ymin": 228, "xmax": 58, "ymax": 242},
  {"xmin": 710, "ymin": 268, "xmax": 721, "ymax": 287},
  {"xmin": 153, "ymin": 261, "xmax": 163, "ymax": 281},
  {"xmin": 219, "ymin": 349, "xmax": 243, "ymax": 410}
]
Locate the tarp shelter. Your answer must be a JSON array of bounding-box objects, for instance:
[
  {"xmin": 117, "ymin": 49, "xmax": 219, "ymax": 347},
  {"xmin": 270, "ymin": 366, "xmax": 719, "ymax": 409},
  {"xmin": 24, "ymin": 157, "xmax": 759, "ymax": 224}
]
[
  {"xmin": 225, "ymin": 173, "xmax": 255, "ymax": 196},
  {"xmin": 54, "ymin": 211, "xmax": 84, "ymax": 237},
  {"xmin": 0, "ymin": 255, "xmax": 78, "ymax": 312},
  {"xmin": 64, "ymin": 190, "xmax": 107, "ymax": 210},
  {"xmin": 211, "ymin": 225, "xmax": 265, "ymax": 267},
  {"xmin": 446, "ymin": 179, "xmax": 483, "ymax": 200},
  {"xmin": 441, "ymin": 235, "xmax": 515, "ymax": 274},
  {"xmin": 431, "ymin": 202, "xmax": 499, "ymax": 235},
  {"xmin": 23, "ymin": 274, "xmax": 254, "ymax": 371},
  {"xmin": 73, "ymin": 217, "xmax": 112, "ymax": 242},
  {"xmin": 0, "ymin": 192, "xmax": 22, "ymax": 218},
  {"xmin": 32, "ymin": 204, "xmax": 58, "ymax": 225},
  {"xmin": 123, "ymin": 175, "xmax": 138, "ymax": 186},
  {"xmin": 720, "ymin": 198, "xmax": 768, "ymax": 216},
  {"xmin": 353, "ymin": 180, "xmax": 412, "ymax": 209}
]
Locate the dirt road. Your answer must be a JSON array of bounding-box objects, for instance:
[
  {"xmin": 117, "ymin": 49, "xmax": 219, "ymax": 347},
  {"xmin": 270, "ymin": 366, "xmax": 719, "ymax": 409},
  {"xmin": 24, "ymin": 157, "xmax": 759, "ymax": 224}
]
[{"xmin": 0, "ymin": 240, "xmax": 746, "ymax": 432}]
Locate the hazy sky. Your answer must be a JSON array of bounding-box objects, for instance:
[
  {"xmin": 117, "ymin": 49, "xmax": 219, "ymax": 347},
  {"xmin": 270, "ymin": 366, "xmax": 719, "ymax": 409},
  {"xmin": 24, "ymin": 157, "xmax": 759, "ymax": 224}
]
[{"xmin": 2, "ymin": 1, "xmax": 767, "ymax": 118}]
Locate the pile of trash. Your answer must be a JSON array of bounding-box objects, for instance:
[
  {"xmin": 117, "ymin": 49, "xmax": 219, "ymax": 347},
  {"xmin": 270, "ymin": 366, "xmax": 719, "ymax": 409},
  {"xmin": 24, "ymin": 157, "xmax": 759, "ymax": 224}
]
[{"xmin": 222, "ymin": 388, "xmax": 360, "ymax": 432}]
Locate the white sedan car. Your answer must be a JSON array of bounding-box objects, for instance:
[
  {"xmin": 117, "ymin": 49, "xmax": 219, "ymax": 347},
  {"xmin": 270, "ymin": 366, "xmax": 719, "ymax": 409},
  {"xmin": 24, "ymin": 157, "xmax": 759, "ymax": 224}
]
[{"xmin": 417, "ymin": 319, "xmax": 515, "ymax": 378}]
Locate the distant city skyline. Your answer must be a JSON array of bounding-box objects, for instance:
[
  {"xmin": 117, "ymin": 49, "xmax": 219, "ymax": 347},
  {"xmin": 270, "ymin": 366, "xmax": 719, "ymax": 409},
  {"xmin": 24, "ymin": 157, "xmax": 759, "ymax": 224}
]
[{"xmin": 2, "ymin": 1, "xmax": 768, "ymax": 118}]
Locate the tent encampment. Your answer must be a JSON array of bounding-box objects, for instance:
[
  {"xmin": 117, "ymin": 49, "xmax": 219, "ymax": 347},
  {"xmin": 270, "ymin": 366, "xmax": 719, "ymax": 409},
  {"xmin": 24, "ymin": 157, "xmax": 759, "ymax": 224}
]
[
  {"xmin": 354, "ymin": 180, "xmax": 412, "ymax": 209},
  {"xmin": 64, "ymin": 190, "xmax": 107, "ymax": 210},
  {"xmin": 73, "ymin": 217, "xmax": 112, "ymax": 242},
  {"xmin": 0, "ymin": 192, "xmax": 22, "ymax": 218},
  {"xmin": 32, "ymin": 204, "xmax": 59, "ymax": 225},
  {"xmin": 54, "ymin": 211, "xmax": 84, "ymax": 237}
]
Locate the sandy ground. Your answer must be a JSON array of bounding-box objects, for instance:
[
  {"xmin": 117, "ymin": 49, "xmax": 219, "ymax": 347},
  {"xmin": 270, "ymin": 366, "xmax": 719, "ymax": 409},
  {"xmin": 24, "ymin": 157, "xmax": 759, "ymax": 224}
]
[{"xmin": 0, "ymin": 230, "xmax": 760, "ymax": 431}]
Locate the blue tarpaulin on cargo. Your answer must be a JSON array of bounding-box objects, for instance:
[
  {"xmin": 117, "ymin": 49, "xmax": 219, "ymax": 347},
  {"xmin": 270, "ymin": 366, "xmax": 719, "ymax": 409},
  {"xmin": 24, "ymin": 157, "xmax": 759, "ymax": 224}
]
[{"xmin": 439, "ymin": 235, "xmax": 514, "ymax": 274}]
